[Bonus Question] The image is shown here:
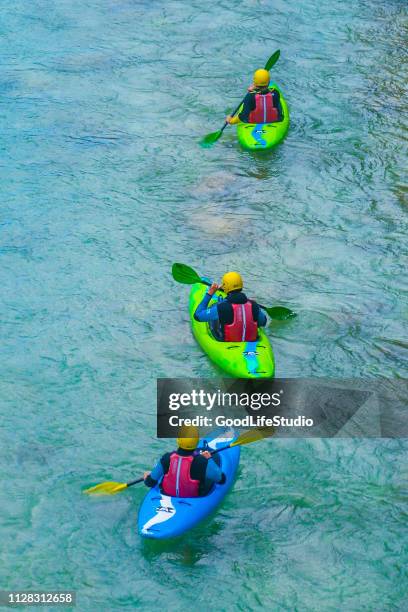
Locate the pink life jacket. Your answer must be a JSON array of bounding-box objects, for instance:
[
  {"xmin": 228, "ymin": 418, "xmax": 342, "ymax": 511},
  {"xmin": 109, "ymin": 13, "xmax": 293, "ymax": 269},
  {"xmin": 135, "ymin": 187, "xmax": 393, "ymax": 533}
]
[
  {"xmin": 162, "ymin": 453, "xmax": 200, "ymax": 497},
  {"xmin": 224, "ymin": 302, "xmax": 258, "ymax": 342},
  {"xmin": 248, "ymin": 92, "xmax": 279, "ymax": 123}
]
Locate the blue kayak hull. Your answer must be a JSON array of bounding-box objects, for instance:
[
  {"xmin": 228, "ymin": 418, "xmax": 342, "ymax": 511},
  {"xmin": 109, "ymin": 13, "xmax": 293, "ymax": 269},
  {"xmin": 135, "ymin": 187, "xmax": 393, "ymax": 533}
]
[{"xmin": 138, "ymin": 431, "xmax": 240, "ymax": 539}]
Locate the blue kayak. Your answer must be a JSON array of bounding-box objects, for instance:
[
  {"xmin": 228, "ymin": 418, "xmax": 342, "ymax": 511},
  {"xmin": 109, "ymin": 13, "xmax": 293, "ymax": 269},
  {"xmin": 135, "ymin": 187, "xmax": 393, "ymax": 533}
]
[{"xmin": 138, "ymin": 430, "xmax": 240, "ymax": 539}]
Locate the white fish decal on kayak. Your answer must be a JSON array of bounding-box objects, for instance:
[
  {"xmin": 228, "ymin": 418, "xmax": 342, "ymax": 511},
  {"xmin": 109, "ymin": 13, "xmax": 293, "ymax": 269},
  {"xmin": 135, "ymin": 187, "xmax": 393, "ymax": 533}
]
[{"xmin": 141, "ymin": 495, "xmax": 175, "ymax": 535}]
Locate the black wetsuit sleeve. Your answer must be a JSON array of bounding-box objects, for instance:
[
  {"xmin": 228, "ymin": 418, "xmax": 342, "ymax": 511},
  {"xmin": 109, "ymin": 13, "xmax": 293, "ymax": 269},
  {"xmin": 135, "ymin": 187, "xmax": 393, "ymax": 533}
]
[
  {"xmin": 190, "ymin": 455, "xmax": 208, "ymax": 482},
  {"xmin": 238, "ymin": 92, "xmax": 256, "ymax": 122},
  {"xmin": 252, "ymin": 301, "xmax": 260, "ymax": 320},
  {"xmin": 217, "ymin": 301, "xmax": 234, "ymax": 326},
  {"xmin": 272, "ymin": 89, "xmax": 283, "ymax": 120},
  {"xmin": 251, "ymin": 301, "xmax": 267, "ymax": 327},
  {"xmin": 191, "ymin": 455, "xmax": 226, "ymax": 495}
]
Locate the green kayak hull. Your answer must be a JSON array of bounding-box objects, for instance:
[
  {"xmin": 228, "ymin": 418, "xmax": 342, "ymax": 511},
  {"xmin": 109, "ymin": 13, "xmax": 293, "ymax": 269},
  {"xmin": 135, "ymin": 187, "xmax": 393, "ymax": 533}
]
[
  {"xmin": 189, "ymin": 283, "xmax": 275, "ymax": 378},
  {"xmin": 236, "ymin": 83, "xmax": 289, "ymax": 151}
]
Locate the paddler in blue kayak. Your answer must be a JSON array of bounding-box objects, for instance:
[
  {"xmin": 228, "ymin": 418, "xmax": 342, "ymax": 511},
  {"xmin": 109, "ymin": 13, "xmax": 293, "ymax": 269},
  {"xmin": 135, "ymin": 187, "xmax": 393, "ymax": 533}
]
[
  {"xmin": 225, "ymin": 68, "xmax": 282, "ymax": 125},
  {"xmin": 144, "ymin": 426, "xmax": 226, "ymax": 497},
  {"xmin": 194, "ymin": 271, "xmax": 267, "ymax": 341}
]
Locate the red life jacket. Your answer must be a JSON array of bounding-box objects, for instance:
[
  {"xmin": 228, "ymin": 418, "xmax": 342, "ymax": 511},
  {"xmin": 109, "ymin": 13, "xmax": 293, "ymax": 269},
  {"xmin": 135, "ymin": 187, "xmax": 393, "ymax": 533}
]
[
  {"xmin": 162, "ymin": 453, "xmax": 200, "ymax": 498},
  {"xmin": 224, "ymin": 302, "xmax": 258, "ymax": 342},
  {"xmin": 248, "ymin": 92, "xmax": 279, "ymax": 124}
]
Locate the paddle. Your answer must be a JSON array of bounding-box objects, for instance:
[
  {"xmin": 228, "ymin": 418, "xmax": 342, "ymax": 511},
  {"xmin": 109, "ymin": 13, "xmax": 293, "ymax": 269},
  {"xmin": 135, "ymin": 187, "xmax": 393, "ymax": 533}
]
[
  {"xmin": 84, "ymin": 477, "xmax": 144, "ymax": 496},
  {"xmin": 83, "ymin": 428, "xmax": 274, "ymax": 496},
  {"xmin": 200, "ymin": 49, "xmax": 281, "ymax": 148},
  {"xmin": 172, "ymin": 262, "xmax": 296, "ymax": 321}
]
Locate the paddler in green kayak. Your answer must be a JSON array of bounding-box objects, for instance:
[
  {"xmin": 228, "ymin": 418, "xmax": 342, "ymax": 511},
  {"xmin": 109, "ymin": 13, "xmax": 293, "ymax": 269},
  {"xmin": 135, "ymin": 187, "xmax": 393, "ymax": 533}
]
[
  {"xmin": 144, "ymin": 426, "xmax": 226, "ymax": 497},
  {"xmin": 194, "ymin": 271, "xmax": 267, "ymax": 341},
  {"xmin": 226, "ymin": 68, "xmax": 282, "ymax": 125}
]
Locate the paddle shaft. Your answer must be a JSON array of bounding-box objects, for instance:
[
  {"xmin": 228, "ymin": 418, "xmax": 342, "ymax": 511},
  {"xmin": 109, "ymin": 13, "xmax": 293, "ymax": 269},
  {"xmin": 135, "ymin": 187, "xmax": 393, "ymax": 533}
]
[
  {"xmin": 211, "ymin": 444, "xmax": 232, "ymax": 455},
  {"xmin": 126, "ymin": 477, "xmax": 144, "ymax": 488},
  {"xmin": 220, "ymin": 98, "xmax": 246, "ymax": 134}
]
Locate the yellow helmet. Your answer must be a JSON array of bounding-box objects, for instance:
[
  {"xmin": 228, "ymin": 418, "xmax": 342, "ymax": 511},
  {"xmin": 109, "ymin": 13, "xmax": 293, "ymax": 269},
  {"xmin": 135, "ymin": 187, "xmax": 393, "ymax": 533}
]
[
  {"xmin": 253, "ymin": 68, "xmax": 270, "ymax": 87},
  {"xmin": 221, "ymin": 271, "xmax": 243, "ymax": 293},
  {"xmin": 177, "ymin": 425, "xmax": 199, "ymax": 450}
]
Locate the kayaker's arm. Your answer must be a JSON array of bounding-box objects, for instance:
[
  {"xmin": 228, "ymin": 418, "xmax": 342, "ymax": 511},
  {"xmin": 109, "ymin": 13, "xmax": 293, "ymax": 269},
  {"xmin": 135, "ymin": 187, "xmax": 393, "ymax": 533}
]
[
  {"xmin": 194, "ymin": 300, "xmax": 219, "ymax": 323},
  {"xmin": 201, "ymin": 451, "xmax": 226, "ymax": 484},
  {"xmin": 258, "ymin": 307, "xmax": 267, "ymax": 327},
  {"xmin": 238, "ymin": 92, "xmax": 256, "ymax": 123},
  {"xmin": 271, "ymin": 89, "xmax": 283, "ymax": 120},
  {"xmin": 249, "ymin": 300, "xmax": 267, "ymax": 327},
  {"xmin": 226, "ymin": 92, "xmax": 255, "ymax": 125},
  {"xmin": 143, "ymin": 458, "xmax": 165, "ymax": 488},
  {"xmin": 194, "ymin": 283, "xmax": 223, "ymax": 322}
]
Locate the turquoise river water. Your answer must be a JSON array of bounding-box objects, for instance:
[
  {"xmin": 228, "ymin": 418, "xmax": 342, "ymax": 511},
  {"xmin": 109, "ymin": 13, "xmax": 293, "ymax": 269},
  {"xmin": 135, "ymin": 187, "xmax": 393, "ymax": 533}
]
[{"xmin": 1, "ymin": 0, "xmax": 407, "ymax": 610}]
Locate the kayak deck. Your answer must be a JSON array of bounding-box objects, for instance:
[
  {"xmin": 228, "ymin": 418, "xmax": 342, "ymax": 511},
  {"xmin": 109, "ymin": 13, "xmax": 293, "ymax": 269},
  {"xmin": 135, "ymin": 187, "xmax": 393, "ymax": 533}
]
[
  {"xmin": 236, "ymin": 83, "xmax": 289, "ymax": 151},
  {"xmin": 138, "ymin": 431, "xmax": 240, "ymax": 539},
  {"xmin": 189, "ymin": 283, "xmax": 275, "ymax": 378}
]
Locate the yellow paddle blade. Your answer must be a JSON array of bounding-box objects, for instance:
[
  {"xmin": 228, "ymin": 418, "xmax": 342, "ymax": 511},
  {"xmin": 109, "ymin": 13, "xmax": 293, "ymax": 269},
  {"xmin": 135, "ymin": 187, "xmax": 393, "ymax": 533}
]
[
  {"xmin": 230, "ymin": 426, "xmax": 275, "ymax": 447},
  {"xmin": 84, "ymin": 481, "xmax": 128, "ymax": 495}
]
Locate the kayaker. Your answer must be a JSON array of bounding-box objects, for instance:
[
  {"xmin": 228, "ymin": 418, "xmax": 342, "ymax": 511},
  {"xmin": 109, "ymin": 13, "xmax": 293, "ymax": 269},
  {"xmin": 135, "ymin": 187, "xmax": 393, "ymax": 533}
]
[
  {"xmin": 194, "ymin": 271, "xmax": 267, "ymax": 341},
  {"xmin": 226, "ymin": 68, "xmax": 282, "ymax": 125},
  {"xmin": 143, "ymin": 426, "xmax": 226, "ymax": 497}
]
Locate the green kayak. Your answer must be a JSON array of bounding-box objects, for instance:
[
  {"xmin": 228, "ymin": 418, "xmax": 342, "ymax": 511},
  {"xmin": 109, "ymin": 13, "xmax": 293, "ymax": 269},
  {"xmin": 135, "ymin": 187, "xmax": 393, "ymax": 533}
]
[
  {"xmin": 236, "ymin": 83, "xmax": 289, "ymax": 151},
  {"xmin": 189, "ymin": 283, "xmax": 275, "ymax": 378}
]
